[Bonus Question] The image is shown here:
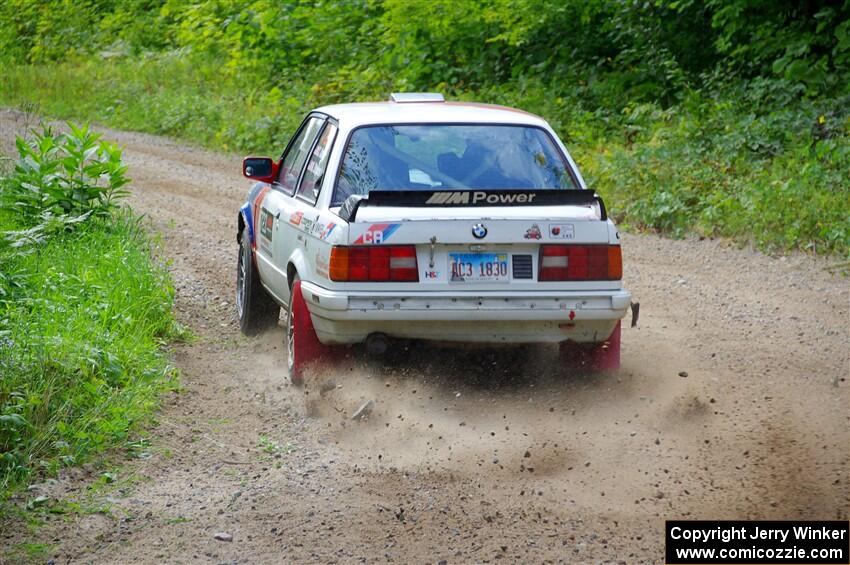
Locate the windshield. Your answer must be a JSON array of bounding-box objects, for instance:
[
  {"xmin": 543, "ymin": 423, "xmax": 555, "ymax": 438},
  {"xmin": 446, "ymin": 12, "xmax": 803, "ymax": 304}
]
[{"xmin": 333, "ymin": 124, "xmax": 577, "ymax": 205}]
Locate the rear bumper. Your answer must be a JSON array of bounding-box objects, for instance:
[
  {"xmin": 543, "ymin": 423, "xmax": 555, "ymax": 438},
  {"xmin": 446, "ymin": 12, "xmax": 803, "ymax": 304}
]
[{"xmin": 300, "ymin": 281, "xmax": 630, "ymax": 344}]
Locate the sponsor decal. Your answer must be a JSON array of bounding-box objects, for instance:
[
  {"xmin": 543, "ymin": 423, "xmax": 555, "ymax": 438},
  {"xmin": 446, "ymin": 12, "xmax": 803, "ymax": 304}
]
[
  {"xmin": 315, "ymin": 253, "xmax": 330, "ymax": 278},
  {"xmin": 301, "ymin": 217, "xmax": 314, "ymax": 232},
  {"xmin": 523, "ymin": 223, "xmax": 543, "ymax": 240},
  {"xmin": 362, "ymin": 190, "xmax": 606, "ymax": 219},
  {"xmin": 425, "ymin": 191, "xmax": 538, "ymax": 205},
  {"xmin": 319, "ymin": 222, "xmax": 337, "ymax": 240},
  {"xmin": 548, "ymin": 223, "xmax": 575, "ymax": 239},
  {"xmin": 289, "ymin": 211, "xmax": 304, "ymax": 225},
  {"xmin": 424, "ymin": 270, "xmax": 440, "ymax": 279},
  {"xmin": 353, "ymin": 223, "xmax": 400, "ymax": 245},
  {"xmin": 426, "ymin": 192, "xmax": 469, "ymax": 205},
  {"xmin": 259, "ymin": 207, "xmax": 274, "ymax": 241},
  {"xmin": 250, "ymin": 185, "xmax": 271, "ymax": 246}
]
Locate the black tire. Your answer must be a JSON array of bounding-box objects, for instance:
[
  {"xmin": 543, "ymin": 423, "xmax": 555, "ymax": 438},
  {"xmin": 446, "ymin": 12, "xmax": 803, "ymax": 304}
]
[{"xmin": 236, "ymin": 228, "xmax": 280, "ymax": 335}]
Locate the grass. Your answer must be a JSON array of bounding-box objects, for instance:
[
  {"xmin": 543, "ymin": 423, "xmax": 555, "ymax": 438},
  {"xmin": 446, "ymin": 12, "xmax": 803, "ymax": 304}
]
[
  {"xmin": 258, "ymin": 436, "xmax": 297, "ymax": 457},
  {"xmin": 0, "ymin": 55, "xmax": 308, "ymax": 153},
  {"xmin": 7, "ymin": 541, "xmax": 54, "ymax": 563},
  {"xmin": 1, "ymin": 55, "xmax": 847, "ymax": 257},
  {"xmin": 0, "ymin": 209, "xmax": 182, "ymax": 499}
]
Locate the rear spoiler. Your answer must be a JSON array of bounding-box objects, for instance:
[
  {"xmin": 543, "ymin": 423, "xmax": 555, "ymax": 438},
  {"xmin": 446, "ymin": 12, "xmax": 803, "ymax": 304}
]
[{"xmin": 338, "ymin": 189, "xmax": 608, "ymax": 222}]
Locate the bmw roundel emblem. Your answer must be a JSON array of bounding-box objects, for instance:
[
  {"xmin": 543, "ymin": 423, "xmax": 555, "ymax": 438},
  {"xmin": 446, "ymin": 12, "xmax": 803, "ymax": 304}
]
[{"xmin": 472, "ymin": 223, "xmax": 487, "ymax": 239}]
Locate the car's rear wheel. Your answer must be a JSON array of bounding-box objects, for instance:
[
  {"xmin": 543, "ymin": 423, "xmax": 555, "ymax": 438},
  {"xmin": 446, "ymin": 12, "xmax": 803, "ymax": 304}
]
[
  {"xmin": 559, "ymin": 321, "xmax": 621, "ymax": 372},
  {"xmin": 286, "ymin": 275, "xmax": 332, "ymax": 384},
  {"xmin": 236, "ymin": 228, "xmax": 280, "ymax": 336}
]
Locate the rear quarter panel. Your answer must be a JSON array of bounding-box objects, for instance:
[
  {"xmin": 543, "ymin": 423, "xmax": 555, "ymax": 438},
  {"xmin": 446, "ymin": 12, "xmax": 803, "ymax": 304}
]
[{"xmin": 296, "ymin": 209, "xmax": 347, "ymax": 287}]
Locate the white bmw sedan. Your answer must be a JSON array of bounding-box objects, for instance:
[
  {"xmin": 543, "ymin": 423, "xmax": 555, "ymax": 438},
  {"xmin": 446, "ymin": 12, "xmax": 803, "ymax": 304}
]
[{"xmin": 236, "ymin": 93, "xmax": 632, "ymax": 381}]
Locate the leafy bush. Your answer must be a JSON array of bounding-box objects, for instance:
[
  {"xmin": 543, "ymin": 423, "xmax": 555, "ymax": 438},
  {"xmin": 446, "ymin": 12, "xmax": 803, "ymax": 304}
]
[
  {"xmin": 0, "ymin": 125, "xmax": 179, "ymax": 499},
  {"xmin": 2, "ymin": 122, "xmax": 129, "ymax": 225}
]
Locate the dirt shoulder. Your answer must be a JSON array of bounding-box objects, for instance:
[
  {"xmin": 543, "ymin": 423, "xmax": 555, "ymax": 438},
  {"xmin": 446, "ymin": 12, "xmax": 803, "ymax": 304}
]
[{"xmin": 1, "ymin": 110, "xmax": 847, "ymax": 564}]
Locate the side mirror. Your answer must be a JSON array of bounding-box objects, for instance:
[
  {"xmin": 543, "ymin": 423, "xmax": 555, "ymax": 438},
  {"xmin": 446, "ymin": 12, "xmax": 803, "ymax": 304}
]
[{"xmin": 242, "ymin": 157, "xmax": 277, "ymax": 183}]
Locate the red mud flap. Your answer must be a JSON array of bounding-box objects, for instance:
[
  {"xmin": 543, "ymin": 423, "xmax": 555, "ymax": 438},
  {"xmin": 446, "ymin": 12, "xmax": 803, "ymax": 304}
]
[
  {"xmin": 559, "ymin": 320, "xmax": 621, "ymax": 372},
  {"xmin": 288, "ymin": 280, "xmax": 340, "ymax": 384}
]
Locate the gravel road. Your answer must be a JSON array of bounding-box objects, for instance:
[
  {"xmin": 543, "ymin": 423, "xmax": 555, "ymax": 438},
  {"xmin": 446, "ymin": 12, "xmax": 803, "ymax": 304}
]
[{"xmin": 1, "ymin": 110, "xmax": 848, "ymax": 564}]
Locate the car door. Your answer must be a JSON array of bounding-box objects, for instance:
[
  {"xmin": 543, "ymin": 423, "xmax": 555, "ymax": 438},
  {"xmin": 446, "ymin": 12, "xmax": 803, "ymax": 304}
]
[
  {"xmin": 274, "ymin": 119, "xmax": 339, "ymax": 292},
  {"xmin": 254, "ymin": 115, "xmax": 325, "ymax": 303},
  {"xmin": 287, "ymin": 120, "xmax": 340, "ymax": 285}
]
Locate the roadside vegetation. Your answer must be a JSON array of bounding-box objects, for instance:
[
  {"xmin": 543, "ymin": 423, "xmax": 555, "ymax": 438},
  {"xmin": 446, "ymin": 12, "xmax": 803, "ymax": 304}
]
[
  {"xmin": 0, "ymin": 2, "xmax": 848, "ymax": 258},
  {"xmin": 0, "ymin": 122, "xmax": 180, "ymax": 501}
]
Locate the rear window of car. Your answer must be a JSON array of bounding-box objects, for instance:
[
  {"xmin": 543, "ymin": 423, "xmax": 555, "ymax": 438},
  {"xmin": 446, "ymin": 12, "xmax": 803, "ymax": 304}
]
[{"xmin": 333, "ymin": 124, "xmax": 577, "ymax": 205}]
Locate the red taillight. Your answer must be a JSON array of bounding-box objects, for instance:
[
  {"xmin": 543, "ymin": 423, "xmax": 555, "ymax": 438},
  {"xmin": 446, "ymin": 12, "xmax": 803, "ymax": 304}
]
[
  {"xmin": 329, "ymin": 246, "xmax": 419, "ymax": 282},
  {"xmin": 538, "ymin": 245, "xmax": 622, "ymax": 281},
  {"xmin": 348, "ymin": 247, "xmax": 371, "ymax": 281}
]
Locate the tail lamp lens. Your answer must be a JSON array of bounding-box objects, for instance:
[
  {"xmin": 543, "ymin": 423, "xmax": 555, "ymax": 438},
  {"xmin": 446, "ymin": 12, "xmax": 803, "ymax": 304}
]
[
  {"xmin": 329, "ymin": 246, "xmax": 419, "ymax": 282},
  {"xmin": 538, "ymin": 245, "xmax": 622, "ymax": 281}
]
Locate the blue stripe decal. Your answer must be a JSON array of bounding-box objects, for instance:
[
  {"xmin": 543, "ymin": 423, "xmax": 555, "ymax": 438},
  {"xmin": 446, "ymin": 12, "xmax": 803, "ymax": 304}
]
[
  {"xmin": 383, "ymin": 224, "xmax": 401, "ymax": 240},
  {"xmin": 240, "ymin": 202, "xmax": 254, "ymax": 245}
]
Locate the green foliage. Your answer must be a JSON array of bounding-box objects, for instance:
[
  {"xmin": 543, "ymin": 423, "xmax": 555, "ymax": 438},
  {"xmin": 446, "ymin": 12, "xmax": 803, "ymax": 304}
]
[
  {"xmin": 2, "ymin": 123, "xmax": 129, "ymax": 225},
  {"xmin": 0, "ymin": 0, "xmax": 848, "ymax": 255},
  {"xmin": 0, "ymin": 126, "xmax": 178, "ymax": 500},
  {"xmin": 706, "ymin": 0, "xmax": 850, "ymax": 94},
  {"xmin": 0, "ymin": 212, "xmax": 179, "ymax": 497},
  {"xmin": 579, "ymin": 81, "xmax": 850, "ymax": 253},
  {"xmin": 0, "ymin": 0, "xmax": 175, "ymax": 63}
]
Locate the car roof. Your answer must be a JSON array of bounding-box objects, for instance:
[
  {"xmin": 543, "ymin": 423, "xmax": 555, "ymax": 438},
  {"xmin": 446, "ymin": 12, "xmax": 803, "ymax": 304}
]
[{"xmin": 314, "ymin": 101, "xmax": 549, "ymax": 128}]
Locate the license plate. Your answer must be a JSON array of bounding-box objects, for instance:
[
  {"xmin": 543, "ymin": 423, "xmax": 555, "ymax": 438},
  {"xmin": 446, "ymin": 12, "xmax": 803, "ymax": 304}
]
[{"xmin": 449, "ymin": 252, "xmax": 509, "ymax": 283}]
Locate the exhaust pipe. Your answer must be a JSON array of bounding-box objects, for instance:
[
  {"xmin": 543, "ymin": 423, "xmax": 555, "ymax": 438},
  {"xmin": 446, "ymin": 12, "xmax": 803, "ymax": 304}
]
[{"xmin": 365, "ymin": 333, "xmax": 389, "ymax": 356}]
